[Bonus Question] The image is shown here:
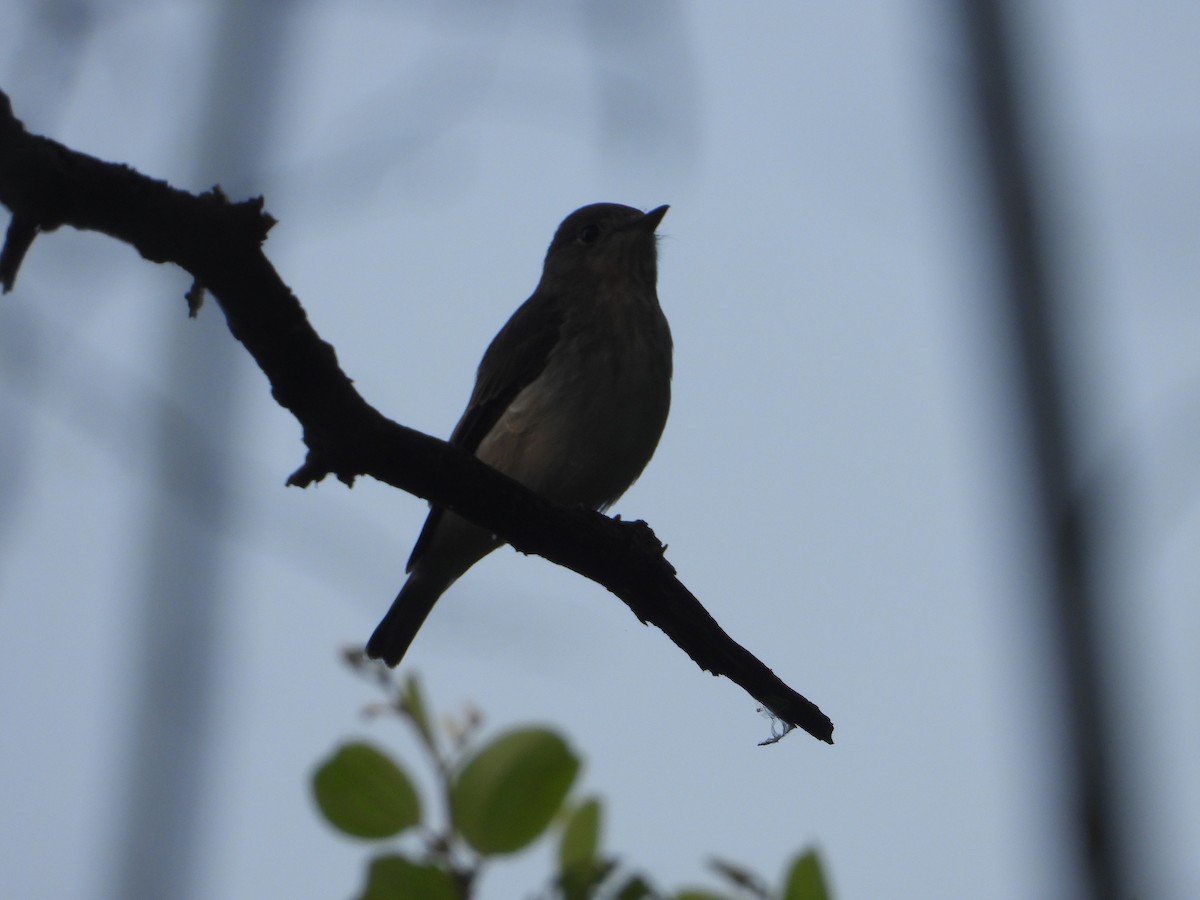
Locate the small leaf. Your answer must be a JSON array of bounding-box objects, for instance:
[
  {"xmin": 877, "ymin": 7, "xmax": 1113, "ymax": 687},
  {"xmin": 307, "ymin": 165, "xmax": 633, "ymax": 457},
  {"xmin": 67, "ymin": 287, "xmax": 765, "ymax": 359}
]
[
  {"xmin": 451, "ymin": 727, "xmax": 579, "ymax": 855},
  {"xmin": 673, "ymin": 891, "xmax": 730, "ymax": 900},
  {"xmin": 359, "ymin": 854, "xmax": 458, "ymax": 900},
  {"xmin": 612, "ymin": 875, "xmax": 656, "ymax": 900},
  {"xmin": 557, "ymin": 798, "xmax": 605, "ymax": 900},
  {"xmin": 709, "ymin": 857, "xmax": 768, "ymax": 896},
  {"xmin": 399, "ymin": 674, "xmax": 435, "ymax": 749},
  {"xmin": 559, "ymin": 797, "xmax": 602, "ymax": 870},
  {"xmin": 782, "ymin": 849, "xmax": 830, "ymax": 900},
  {"xmin": 561, "ymin": 857, "xmax": 617, "ymax": 900},
  {"xmin": 312, "ymin": 742, "xmax": 421, "ymax": 839}
]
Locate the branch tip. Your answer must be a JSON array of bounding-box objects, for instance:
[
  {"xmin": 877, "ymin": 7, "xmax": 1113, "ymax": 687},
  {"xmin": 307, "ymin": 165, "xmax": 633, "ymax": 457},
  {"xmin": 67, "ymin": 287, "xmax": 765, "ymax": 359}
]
[
  {"xmin": 185, "ymin": 279, "xmax": 206, "ymax": 317},
  {"xmin": 0, "ymin": 216, "xmax": 38, "ymax": 293},
  {"xmin": 286, "ymin": 462, "xmax": 325, "ymax": 487}
]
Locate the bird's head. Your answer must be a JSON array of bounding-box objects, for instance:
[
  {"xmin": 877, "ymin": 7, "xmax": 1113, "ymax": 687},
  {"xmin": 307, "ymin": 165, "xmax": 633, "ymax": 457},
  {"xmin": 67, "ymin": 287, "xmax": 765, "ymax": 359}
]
[{"xmin": 540, "ymin": 203, "xmax": 669, "ymax": 292}]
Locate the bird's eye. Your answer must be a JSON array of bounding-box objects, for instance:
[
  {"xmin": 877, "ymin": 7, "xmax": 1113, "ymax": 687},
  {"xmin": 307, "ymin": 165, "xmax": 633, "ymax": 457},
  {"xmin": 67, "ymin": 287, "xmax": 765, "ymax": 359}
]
[{"xmin": 578, "ymin": 223, "xmax": 602, "ymax": 244}]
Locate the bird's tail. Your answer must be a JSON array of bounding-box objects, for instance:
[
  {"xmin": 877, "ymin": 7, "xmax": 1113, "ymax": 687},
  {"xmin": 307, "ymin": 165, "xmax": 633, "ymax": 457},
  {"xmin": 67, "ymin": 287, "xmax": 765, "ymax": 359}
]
[
  {"xmin": 367, "ymin": 510, "xmax": 501, "ymax": 667},
  {"xmin": 365, "ymin": 570, "xmax": 451, "ymax": 667}
]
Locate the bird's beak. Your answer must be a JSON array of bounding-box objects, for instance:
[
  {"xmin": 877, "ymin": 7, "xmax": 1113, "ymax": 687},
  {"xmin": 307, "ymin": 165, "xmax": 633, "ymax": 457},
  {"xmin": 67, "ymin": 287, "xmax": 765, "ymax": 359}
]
[{"xmin": 634, "ymin": 205, "xmax": 669, "ymax": 233}]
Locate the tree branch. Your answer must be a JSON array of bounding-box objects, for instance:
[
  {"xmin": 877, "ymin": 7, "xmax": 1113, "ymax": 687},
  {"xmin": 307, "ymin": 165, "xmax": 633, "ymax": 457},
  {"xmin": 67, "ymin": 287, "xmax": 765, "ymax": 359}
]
[
  {"xmin": 954, "ymin": 4, "xmax": 1124, "ymax": 893},
  {"xmin": 0, "ymin": 89, "xmax": 832, "ymax": 744}
]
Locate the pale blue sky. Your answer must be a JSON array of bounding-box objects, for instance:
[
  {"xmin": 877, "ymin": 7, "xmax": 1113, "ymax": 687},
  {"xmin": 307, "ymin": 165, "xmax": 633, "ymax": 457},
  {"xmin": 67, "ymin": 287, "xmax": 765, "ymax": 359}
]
[{"xmin": 2, "ymin": 3, "xmax": 1198, "ymax": 898}]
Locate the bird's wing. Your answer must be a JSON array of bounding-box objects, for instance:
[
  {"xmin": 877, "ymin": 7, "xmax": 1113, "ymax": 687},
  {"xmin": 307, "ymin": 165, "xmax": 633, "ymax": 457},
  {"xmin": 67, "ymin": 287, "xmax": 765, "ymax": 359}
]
[{"xmin": 406, "ymin": 291, "xmax": 564, "ymax": 572}]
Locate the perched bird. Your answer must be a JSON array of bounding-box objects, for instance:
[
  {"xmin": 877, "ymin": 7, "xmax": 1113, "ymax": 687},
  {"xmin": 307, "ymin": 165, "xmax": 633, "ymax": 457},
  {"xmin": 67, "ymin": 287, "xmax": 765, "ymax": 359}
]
[{"xmin": 366, "ymin": 202, "xmax": 673, "ymax": 667}]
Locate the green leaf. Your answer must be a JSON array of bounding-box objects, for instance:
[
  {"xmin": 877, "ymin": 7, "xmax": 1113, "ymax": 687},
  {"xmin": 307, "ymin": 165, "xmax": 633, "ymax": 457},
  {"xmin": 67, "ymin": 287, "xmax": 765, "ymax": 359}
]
[
  {"xmin": 359, "ymin": 854, "xmax": 458, "ymax": 900},
  {"xmin": 558, "ymin": 860, "xmax": 612, "ymax": 900},
  {"xmin": 782, "ymin": 850, "xmax": 830, "ymax": 900},
  {"xmin": 312, "ymin": 742, "xmax": 421, "ymax": 839},
  {"xmin": 559, "ymin": 797, "xmax": 602, "ymax": 870},
  {"xmin": 673, "ymin": 891, "xmax": 730, "ymax": 900},
  {"xmin": 557, "ymin": 798, "xmax": 605, "ymax": 900},
  {"xmin": 451, "ymin": 727, "xmax": 580, "ymax": 855},
  {"xmin": 613, "ymin": 875, "xmax": 657, "ymax": 900}
]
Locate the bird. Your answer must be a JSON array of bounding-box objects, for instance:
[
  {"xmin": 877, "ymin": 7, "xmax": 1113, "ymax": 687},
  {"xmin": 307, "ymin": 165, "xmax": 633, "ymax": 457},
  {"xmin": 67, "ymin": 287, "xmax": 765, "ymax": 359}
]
[{"xmin": 366, "ymin": 202, "xmax": 673, "ymax": 667}]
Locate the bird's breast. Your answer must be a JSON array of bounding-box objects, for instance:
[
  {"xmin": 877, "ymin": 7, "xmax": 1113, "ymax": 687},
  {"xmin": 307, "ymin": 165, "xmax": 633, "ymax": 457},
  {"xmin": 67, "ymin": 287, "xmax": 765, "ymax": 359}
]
[{"xmin": 475, "ymin": 297, "xmax": 672, "ymax": 510}]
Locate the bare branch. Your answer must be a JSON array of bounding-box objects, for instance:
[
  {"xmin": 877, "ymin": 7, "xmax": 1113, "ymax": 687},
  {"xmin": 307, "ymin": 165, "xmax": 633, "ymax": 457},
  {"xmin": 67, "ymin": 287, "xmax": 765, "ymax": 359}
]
[{"xmin": 0, "ymin": 89, "xmax": 832, "ymax": 743}]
